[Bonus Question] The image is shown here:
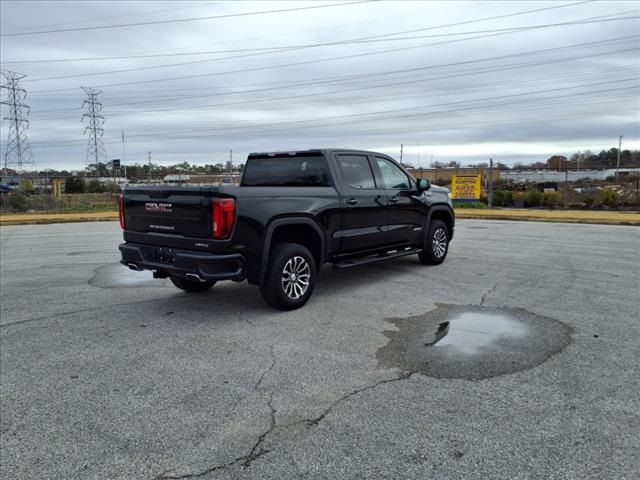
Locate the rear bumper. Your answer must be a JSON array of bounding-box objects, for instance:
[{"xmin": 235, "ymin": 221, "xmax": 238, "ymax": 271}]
[{"xmin": 119, "ymin": 242, "xmax": 247, "ymax": 282}]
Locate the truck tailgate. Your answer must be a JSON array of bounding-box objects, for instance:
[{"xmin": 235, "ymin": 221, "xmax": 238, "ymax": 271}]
[{"xmin": 123, "ymin": 187, "xmax": 221, "ymax": 238}]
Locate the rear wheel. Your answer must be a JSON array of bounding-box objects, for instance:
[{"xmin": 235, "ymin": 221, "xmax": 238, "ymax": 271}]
[
  {"xmin": 418, "ymin": 220, "xmax": 449, "ymax": 265},
  {"xmin": 170, "ymin": 275, "xmax": 216, "ymax": 292},
  {"xmin": 261, "ymin": 243, "xmax": 316, "ymax": 310}
]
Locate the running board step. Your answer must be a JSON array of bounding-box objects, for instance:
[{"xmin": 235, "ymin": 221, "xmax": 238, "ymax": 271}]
[{"xmin": 333, "ymin": 248, "xmax": 421, "ymax": 269}]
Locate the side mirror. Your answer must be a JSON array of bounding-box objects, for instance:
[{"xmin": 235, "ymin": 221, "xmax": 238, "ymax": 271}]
[{"xmin": 417, "ymin": 178, "xmax": 431, "ymax": 192}]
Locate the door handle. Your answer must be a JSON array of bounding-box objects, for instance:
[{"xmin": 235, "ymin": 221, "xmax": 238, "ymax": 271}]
[
  {"xmin": 347, "ymin": 198, "xmax": 358, "ymax": 205},
  {"xmin": 389, "ymin": 196, "xmax": 399, "ymax": 203}
]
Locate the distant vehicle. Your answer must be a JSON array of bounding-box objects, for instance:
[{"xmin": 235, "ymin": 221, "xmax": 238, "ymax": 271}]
[{"xmin": 119, "ymin": 149, "xmax": 454, "ymax": 310}]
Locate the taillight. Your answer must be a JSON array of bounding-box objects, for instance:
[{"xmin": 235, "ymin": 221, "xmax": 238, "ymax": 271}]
[
  {"xmin": 118, "ymin": 194, "xmax": 125, "ymax": 230},
  {"xmin": 212, "ymin": 198, "xmax": 235, "ymax": 239}
]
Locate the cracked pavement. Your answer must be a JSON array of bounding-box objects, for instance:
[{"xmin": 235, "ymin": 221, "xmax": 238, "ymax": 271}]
[{"xmin": 1, "ymin": 220, "xmax": 639, "ymax": 479}]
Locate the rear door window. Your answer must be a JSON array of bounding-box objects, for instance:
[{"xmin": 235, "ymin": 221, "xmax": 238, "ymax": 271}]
[{"xmin": 336, "ymin": 154, "xmax": 377, "ymax": 189}]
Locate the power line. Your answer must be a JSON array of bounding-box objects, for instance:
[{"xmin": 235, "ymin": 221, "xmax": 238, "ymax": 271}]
[
  {"xmin": 26, "ymin": 23, "xmax": 639, "ymax": 94},
  {"xmin": 28, "ymin": 79, "xmax": 639, "ymax": 148},
  {"xmin": 35, "ymin": 66, "xmax": 639, "ymax": 126},
  {"xmin": 101, "ymin": 45, "xmax": 640, "ymax": 118},
  {"xmin": 8, "ymin": 9, "xmax": 634, "ymax": 65},
  {"xmin": 111, "ymin": 81, "xmax": 640, "ymax": 141},
  {"xmin": 0, "ymin": 70, "xmax": 36, "ymax": 174},
  {"xmin": 8, "ymin": 3, "xmax": 223, "ymax": 33},
  {"xmin": 30, "ymin": 91, "xmax": 639, "ymax": 152},
  {"xmin": 19, "ymin": 15, "xmax": 639, "ymax": 85},
  {"xmin": 30, "ymin": 37, "xmax": 640, "ymax": 118},
  {"xmin": 0, "ymin": 0, "xmax": 374, "ymax": 37}
]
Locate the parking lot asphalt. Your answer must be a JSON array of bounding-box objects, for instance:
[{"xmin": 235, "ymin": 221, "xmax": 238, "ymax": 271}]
[{"xmin": 1, "ymin": 220, "xmax": 638, "ymax": 480}]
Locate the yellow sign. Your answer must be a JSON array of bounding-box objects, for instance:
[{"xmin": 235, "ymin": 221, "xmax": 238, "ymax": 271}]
[{"xmin": 451, "ymin": 174, "xmax": 481, "ymax": 200}]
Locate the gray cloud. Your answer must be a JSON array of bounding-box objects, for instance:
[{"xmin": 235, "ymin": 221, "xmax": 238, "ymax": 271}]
[{"xmin": 1, "ymin": 0, "xmax": 639, "ymax": 170}]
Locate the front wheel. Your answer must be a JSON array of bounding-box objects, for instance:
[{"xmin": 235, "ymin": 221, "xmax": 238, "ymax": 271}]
[
  {"xmin": 418, "ymin": 220, "xmax": 450, "ymax": 265},
  {"xmin": 260, "ymin": 243, "xmax": 316, "ymax": 310},
  {"xmin": 170, "ymin": 275, "xmax": 216, "ymax": 292}
]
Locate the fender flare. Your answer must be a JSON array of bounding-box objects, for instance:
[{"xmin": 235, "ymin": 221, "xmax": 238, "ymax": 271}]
[
  {"xmin": 259, "ymin": 217, "xmax": 326, "ymax": 283},
  {"xmin": 425, "ymin": 205, "xmax": 455, "ymax": 244}
]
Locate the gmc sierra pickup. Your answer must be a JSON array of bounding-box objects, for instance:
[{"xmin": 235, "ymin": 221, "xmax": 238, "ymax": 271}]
[{"xmin": 119, "ymin": 149, "xmax": 454, "ymax": 310}]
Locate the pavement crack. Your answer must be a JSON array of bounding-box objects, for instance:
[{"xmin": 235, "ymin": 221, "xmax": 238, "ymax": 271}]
[
  {"xmin": 154, "ymin": 368, "xmax": 412, "ymax": 479},
  {"xmin": 255, "ymin": 345, "xmax": 276, "ymax": 391},
  {"xmin": 154, "ymin": 456, "xmax": 244, "ymax": 479},
  {"xmin": 240, "ymin": 309, "xmax": 255, "ymax": 327},
  {"xmin": 155, "ymin": 351, "xmax": 278, "ymax": 479},
  {"xmin": 480, "ymin": 283, "xmax": 498, "ymax": 306},
  {"xmin": 297, "ymin": 372, "xmax": 414, "ymax": 428},
  {"xmin": 243, "ymin": 392, "xmax": 277, "ymax": 467}
]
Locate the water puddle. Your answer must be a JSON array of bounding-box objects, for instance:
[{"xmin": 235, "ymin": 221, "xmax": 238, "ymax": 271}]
[
  {"xmin": 377, "ymin": 304, "xmax": 572, "ymax": 380},
  {"xmin": 89, "ymin": 263, "xmax": 164, "ymax": 288}
]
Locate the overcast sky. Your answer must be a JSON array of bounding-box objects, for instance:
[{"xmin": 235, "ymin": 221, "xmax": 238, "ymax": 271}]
[{"xmin": 1, "ymin": 0, "xmax": 639, "ymax": 170}]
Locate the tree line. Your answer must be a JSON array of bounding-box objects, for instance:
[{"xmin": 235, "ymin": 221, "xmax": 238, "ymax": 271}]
[
  {"xmin": 4, "ymin": 148, "xmax": 638, "ymax": 179},
  {"xmin": 420, "ymin": 149, "xmax": 639, "ymax": 171}
]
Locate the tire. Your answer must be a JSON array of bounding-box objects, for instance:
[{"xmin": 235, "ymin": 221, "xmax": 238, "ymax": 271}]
[
  {"xmin": 170, "ymin": 275, "xmax": 216, "ymax": 292},
  {"xmin": 418, "ymin": 220, "xmax": 450, "ymax": 265},
  {"xmin": 260, "ymin": 243, "xmax": 316, "ymax": 310}
]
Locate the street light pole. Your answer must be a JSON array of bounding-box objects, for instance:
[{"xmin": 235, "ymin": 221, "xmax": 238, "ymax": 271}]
[
  {"xmin": 488, "ymin": 158, "xmax": 494, "ymax": 208},
  {"xmin": 616, "ymin": 135, "xmax": 622, "ymax": 182}
]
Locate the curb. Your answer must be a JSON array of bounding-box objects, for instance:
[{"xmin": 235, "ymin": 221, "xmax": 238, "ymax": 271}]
[
  {"xmin": 455, "ymin": 213, "xmax": 640, "ymax": 226},
  {"xmin": 0, "ymin": 212, "xmax": 118, "ymax": 226},
  {"xmin": 2, "ymin": 210, "xmax": 638, "ymax": 227}
]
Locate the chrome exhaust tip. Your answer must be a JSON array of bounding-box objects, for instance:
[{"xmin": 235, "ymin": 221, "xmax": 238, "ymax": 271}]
[
  {"xmin": 127, "ymin": 263, "xmax": 144, "ymax": 271},
  {"xmin": 185, "ymin": 273, "xmax": 206, "ymax": 283}
]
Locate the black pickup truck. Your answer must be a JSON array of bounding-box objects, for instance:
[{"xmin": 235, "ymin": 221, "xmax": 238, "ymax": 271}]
[{"xmin": 119, "ymin": 149, "xmax": 454, "ymax": 310}]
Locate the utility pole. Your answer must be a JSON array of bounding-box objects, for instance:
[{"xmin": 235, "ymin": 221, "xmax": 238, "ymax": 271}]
[
  {"xmin": 400, "ymin": 144, "xmax": 403, "ymax": 164},
  {"xmin": 148, "ymin": 151, "xmax": 152, "ymax": 183},
  {"xmin": 616, "ymin": 135, "xmax": 622, "ymax": 182},
  {"xmin": 488, "ymin": 158, "xmax": 494, "ymax": 208},
  {"xmin": 1, "ymin": 70, "xmax": 36, "ymax": 175},
  {"xmin": 121, "ymin": 129, "xmax": 127, "ymax": 181},
  {"xmin": 81, "ymin": 86, "xmax": 106, "ymax": 176}
]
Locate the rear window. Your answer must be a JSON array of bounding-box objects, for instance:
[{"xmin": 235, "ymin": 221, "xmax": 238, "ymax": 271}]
[{"xmin": 242, "ymin": 156, "xmax": 330, "ymax": 186}]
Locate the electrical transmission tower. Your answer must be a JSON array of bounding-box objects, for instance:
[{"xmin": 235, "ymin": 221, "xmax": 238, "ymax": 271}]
[
  {"xmin": 81, "ymin": 86, "xmax": 106, "ymax": 173},
  {"xmin": 1, "ymin": 70, "xmax": 36, "ymax": 175}
]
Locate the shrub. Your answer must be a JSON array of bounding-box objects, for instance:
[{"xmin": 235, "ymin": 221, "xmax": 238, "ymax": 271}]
[
  {"xmin": 602, "ymin": 189, "xmax": 619, "ymax": 207},
  {"xmin": 491, "ymin": 190, "xmax": 513, "ymax": 207},
  {"xmin": 524, "ymin": 191, "xmax": 542, "ymax": 207},
  {"xmin": 4, "ymin": 193, "xmax": 28, "ymax": 212},
  {"xmin": 541, "ymin": 192, "xmax": 562, "ymax": 207},
  {"xmin": 19, "ymin": 179, "xmax": 35, "ymax": 193},
  {"xmin": 583, "ymin": 196, "xmax": 594, "ymax": 207},
  {"xmin": 87, "ymin": 180, "xmax": 104, "ymax": 193},
  {"xmin": 65, "ymin": 177, "xmax": 85, "ymax": 193}
]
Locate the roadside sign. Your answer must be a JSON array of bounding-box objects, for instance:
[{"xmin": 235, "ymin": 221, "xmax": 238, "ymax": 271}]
[
  {"xmin": 112, "ymin": 159, "xmax": 121, "ymax": 169},
  {"xmin": 451, "ymin": 174, "xmax": 481, "ymax": 200}
]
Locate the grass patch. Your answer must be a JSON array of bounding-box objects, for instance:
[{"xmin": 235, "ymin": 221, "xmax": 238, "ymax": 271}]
[{"xmin": 0, "ymin": 193, "xmax": 118, "ymax": 214}]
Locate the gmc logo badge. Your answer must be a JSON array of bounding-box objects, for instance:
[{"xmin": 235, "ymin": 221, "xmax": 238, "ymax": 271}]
[{"xmin": 145, "ymin": 202, "xmax": 172, "ymax": 213}]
